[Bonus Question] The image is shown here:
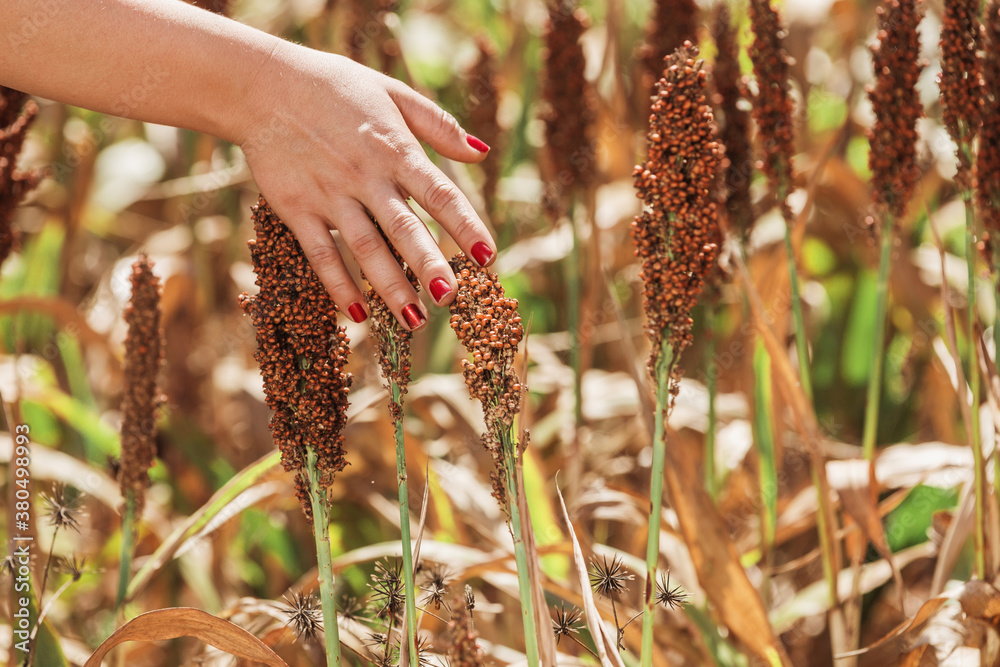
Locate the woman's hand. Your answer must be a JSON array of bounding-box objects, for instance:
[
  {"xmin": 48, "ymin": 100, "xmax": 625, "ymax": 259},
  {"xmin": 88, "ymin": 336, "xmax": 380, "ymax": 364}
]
[{"xmin": 236, "ymin": 41, "xmax": 495, "ymax": 329}]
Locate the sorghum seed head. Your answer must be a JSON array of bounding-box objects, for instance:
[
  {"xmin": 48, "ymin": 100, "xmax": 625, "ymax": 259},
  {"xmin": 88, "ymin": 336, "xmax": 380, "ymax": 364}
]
[
  {"xmin": 447, "ymin": 589, "xmax": 485, "ymax": 667},
  {"xmin": 868, "ymin": 0, "xmax": 924, "ymax": 223},
  {"xmin": 466, "ymin": 37, "xmax": 502, "ymax": 213},
  {"xmin": 638, "ymin": 0, "xmax": 699, "ymax": 91},
  {"xmin": 0, "ymin": 87, "xmax": 40, "ymax": 269},
  {"xmin": 977, "ymin": 1, "xmax": 1000, "ymax": 264},
  {"xmin": 938, "ymin": 0, "xmax": 982, "ymax": 189},
  {"xmin": 240, "ymin": 196, "xmax": 352, "ymax": 521},
  {"xmin": 119, "ymin": 254, "xmax": 163, "ymax": 515}
]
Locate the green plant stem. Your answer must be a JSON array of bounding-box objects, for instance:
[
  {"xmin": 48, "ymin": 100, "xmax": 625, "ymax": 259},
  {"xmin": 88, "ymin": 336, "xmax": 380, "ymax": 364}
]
[
  {"xmin": 641, "ymin": 340, "xmax": 672, "ymax": 667},
  {"xmin": 753, "ymin": 340, "xmax": 777, "ymax": 606},
  {"xmin": 567, "ymin": 204, "xmax": 584, "ymax": 501},
  {"xmin": 304, "ymin": 447, "xmax": 343, "ymax": 667},
  {"xmin": 783, "ymin": 213, "xmax": 813, "ymax": 402},
  {"xmin": 862, "ymin": 218, "xmax": 894, "ymax": 461},
  {"xmin": 964, "ymin": 197, "xmax": 985, "ymax": 580},
  {"xmin": 705, "ymin": 301, "xmax": 718, "ymax": 499},
  {"xmin": 994, "ymin": 266, "xmax": 1000, "ymax": 505},
  {"xmin": 116, "ymin": 494, "xmax": 136, "ymax": 609},
  {"xmin": 390, "ymin": 374, "xmax": 418, "ymax": 667},
  {"xmin": 499, "ymin": 427, "xmax": 540, "ymax": 667}
]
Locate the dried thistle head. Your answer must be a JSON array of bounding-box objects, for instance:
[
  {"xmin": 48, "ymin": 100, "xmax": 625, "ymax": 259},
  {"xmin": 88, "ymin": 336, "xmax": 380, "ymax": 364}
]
[
  {"xmin": 41, "ymin": 484, "xmax": 83, "ymax": 533},
  {"xmin": 119, "ymin": 255, "xmax": 163, "ymax": 515},
  {"xmin": 282, "ymin": 591, "xmax": 323, "ymax": 641},
  {"xmin": 638, "ymin": 0, "xmax": 699, "ymax": 90},
  {"xmin": 338, "ymin": 595, "xmax": 365, "ymax": 623},
  {"xmin": 239, "ymin": 196, "xmax": 352, "ymax": 521},
  {"xmin": 654, "ymin": 570, "xmax": 689, "ymax": 610},
  {"xmin": 0, "ymin": 87, "xmax": 41, "ymax": 268},
  {"xmin": 419, "ymin": 564, "xmax": 452, "ymax": 611},
  {"xmin": 977, "ymin": 1, "xmax": 1000, "ymax": 265},
  {"xmin": 448, "ymin": 253, "xmax": 526, "ymax": 507},
  {"xmin": 551, "ymin": 603, "xmax": 583, "ymax": 644},
  {"xmin": 446, "ymin": 589, "xmax": 485, "ymax": 667},
  {"xmin": 631, "ymin": 42, "xmax": 721, "ymax": 378},
  {"xmin": 541, "ymin": 1, "xmax": 595, "ymax": 218},
  {"xmin": 938, "ymin": 0, "xmax": 982, "ymax": 189},
  {"xmin": 369, "ymin": 558, "xmax": 405, "ymax": 619},
  {"xmin": 589, "ymin": 554, "xmax": 633, "ymax": 598},
  {"xmin": 868, "ymin": 0, "xmax": 924, "ymax": 223},
  {"xmin": 748, "ymin": 0, "xmax": 796, "ymax": 200},
  {"xmin": 467, "ymin": 37, "xmax": 502, "ymax": 213},
  {"xmin": 712, "ymin": 4, "xmax": 754, "ymax": 238},
  {"xmin": 53, "ymin": 555, "xmax": 87, "ymax": 581}
]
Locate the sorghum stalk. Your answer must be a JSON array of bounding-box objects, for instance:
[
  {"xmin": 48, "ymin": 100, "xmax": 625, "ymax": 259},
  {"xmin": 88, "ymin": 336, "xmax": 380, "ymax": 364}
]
[
  {"xmin": 862, "ymin": 0, "xmax": 924, "ymax": 462},
  {"xmin": 239, "ymin": 197, "xmax": 352, "ymax": 667},
  {"xmin": 631, "ymin": 43, "xmax": 720, "ymax": 666},
  {"xmin": 448, "ymin": 254, "xmax": 539, "ymax": 666},
  {"xmin": 364, "ymin": 246, "xmax": 419, "ymax": 667},
  {"xmin": 704, "ymin": 301, "xmax": 718, "ymax": 497},
  {"xmin": 116, "ymin": 255, "xmax": 163, "ymax": 608}
]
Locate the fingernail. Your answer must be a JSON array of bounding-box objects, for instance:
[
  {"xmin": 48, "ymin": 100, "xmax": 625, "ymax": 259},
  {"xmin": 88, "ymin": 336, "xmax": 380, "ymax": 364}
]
[
  {"xmin": 402, "ymin": 304, "xmax": 426, "ymax": 330},
  {"xmin": 466, "ymin": 135, "xmax": 490, "ymax": 153},
  {"xmin": 429, "ymin": 277, "xmax": 452, "ymax": 303},
  {"xmin": 348, "ymin": 302, "xmax": 367, "ymax": 323},
  {"xmin": 471, "ymin": 241, "xmax": 494, "ymax": 267}
]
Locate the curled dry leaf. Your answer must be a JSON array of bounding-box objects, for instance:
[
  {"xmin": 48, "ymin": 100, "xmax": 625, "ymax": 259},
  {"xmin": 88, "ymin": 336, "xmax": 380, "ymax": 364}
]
[{"xmin": 84, "ymin": 607, "xmax": 289, "ymax": 667}]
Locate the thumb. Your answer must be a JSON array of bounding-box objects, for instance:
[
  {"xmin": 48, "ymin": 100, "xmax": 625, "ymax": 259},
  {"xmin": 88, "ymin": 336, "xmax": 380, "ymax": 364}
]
[{"xmin": 388, "ymin": 83, "xmax": 490, "ymax": 162}]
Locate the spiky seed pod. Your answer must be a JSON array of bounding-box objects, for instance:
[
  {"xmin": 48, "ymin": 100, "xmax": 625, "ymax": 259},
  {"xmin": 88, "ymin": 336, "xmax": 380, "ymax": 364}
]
[
  {"xmin": 41, "ymin": 483, "xmax": 83, "ymax": 533},
  {"xmin": 938, "ymin": 0, "xmax": 982, "ymax": 190},
  {"xmin": 0, "ymin": 87, "xmax": 41, "ymax": 267},
  {"xmin": 282, "ymin": 591, "xmax": 323, "ymax": 641},
  {"xmin": 978, "ymin": 1, "xmax": 1000, "ymax": 262},
  {"xmin": 119, "ymin": 255, "xmax": 163, "ymax": 515},
  {"xmin": 712, "ymin": 5, "xmax": 754, "ymax": 237},
  {"xmin": 446, "ymin": 590, "xmax": 484, "ymax": 667},
  {"xmin": 541, "ymin": 1, "xmax": 595, "ymax": 218},
  {"xmin": 239, "ymin": 197, "xmax": 352, "ymax": 521},
  {"xmin": 868, "ymin": 0, "xmax": 924, "ymax": 223},
  {"xmin": 631, "ymin": 42, "xmax": 721, "ymax": 379},
  {"xmin": 748, "ymin": 0, "xmax": 796, "ymax": 199},
  {"xmin": 447, "ymin": 252, "xmax": 526, "ymax": 507},
  {"xmin": 466, "ymin": 37, "xmax": 502, "ymax": 213},
  {"xmin": 638, "ymin": 0, "xmax": 699, "ymax": 90}
]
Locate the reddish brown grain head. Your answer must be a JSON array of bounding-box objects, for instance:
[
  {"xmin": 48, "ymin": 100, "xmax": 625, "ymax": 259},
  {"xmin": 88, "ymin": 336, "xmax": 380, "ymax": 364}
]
[
  {"xmin": 466, "ymin": 37, "xmax": 502, "ymax": 213},
  {"xmin": 868, "ymin": 0, "xmax": 924, "ymax": 222},
  {"xmin": 938, "ymin": 0, "xmax": 982, "ymax": 190},
  {"xmin": 631, "ymin": 42, "xmax": 721, "ymax": 380},
  {"xmin": 712, "ymin": 4, "xmax": 754, "ymax": 238},
  {"xmin": 119, "ymin": 254, "xmax": 163, "ymax": 514},
  {"xmin": 748, "ymin": 0, "xmax": 796, "ymax": 199},
  {"xmin": 239, "ymin": 196, "xmax": 352, "ymax": 521},
  {"xmin": 0, "ymin": 87, "xmax": 41, "ymax": 267},
  {"xmin": 446, "ymin": 588, "xmax": 484, "ymax": 667},
  {"xmin": 638, "ymin": 0, "xmax": 699, "ymax": 90},
  {"xmin": 541, "ymin": 1, "xmax": 595, "ymax": 218},
  {"xmin": 448, "ymin": 252, "xmax": 526, "ymax": 507},
  {"xmin": 979, "ymin": 1, "xmax": 1000, "ymax": 263}
]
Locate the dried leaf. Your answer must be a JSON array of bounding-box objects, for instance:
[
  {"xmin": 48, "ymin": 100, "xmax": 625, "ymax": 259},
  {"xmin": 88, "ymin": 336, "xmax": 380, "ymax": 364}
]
[{"xmin": 84, "ymin": 607, "xmax": 289, "ymax": 667}]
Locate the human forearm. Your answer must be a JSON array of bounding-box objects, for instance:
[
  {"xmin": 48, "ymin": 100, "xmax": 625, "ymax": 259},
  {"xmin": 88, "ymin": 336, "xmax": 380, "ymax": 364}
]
[{"xmin": 0, "ymin": 0, "xmax": 276, "ymax": 144}]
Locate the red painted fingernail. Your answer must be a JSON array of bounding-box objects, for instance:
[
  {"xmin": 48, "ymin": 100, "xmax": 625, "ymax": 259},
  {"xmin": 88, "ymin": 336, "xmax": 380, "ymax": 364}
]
[
  {"xmin": 402, "ymin": 304, "xmax": 425, "ymax": 330},
  {"xmin": 467, "ymin": 135, "xmax": 490, "ymax": 153},
  {"xmin": 471, "ymin": 241, "xmax": 494, "ymax": 267},
  {"xmin": 348, "ymin": 302, "xmax": 367, "ymax": 323},
  {"xmin": 429, "ymin": 277, "xmax": 452, "ymax": 303}
]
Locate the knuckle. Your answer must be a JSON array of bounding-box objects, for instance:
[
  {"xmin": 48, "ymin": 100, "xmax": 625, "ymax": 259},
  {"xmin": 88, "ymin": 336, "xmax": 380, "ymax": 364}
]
[
  {"xmin": 422, "ymin": 178, "xmax": 459, "ymax": 214},
  {"xmin": 351, "ymin": 231, "xmax": 384, "ymax": 261},
  {"xmin": 432, "ymin": 105, "xmax": 460, "ymax": 137},
  {"xmin": 383, "ymin": 207, "xmax": 418, "ymax": 239},
  {"xmin": 307, "ymin": 243, "xmax": 340, "ymax": 266}
]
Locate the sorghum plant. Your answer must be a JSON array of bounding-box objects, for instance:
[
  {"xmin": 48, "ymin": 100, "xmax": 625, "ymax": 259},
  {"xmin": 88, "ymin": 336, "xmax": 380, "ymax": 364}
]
[
  {"xmin": 638, "ymin": 0, "xmax": 698, "ymax": 92},
  {"xmin": 239, "ymin": 196, "xmax": 352, "ymax": 666},
  {"xmin": 630, "ymin": 42, "xmax": 719, "ymax": 666},
  {"xmin": 446, "ymin": 588, "xmax": 484, "ymax": 667},
  {"xmin": 116, "ymin": 254, "xmax": 162, "ymax": 607},
  {"xmin": 447, "ymin": 252, "xmax": 539, "ymax": 665},
  {"xmin": 0, "ymin": 87, "xmax": 40, "ymax": 268},
  {"xmin": 466, "ymin": 37, "xmax": 502, "ymax": 215}
]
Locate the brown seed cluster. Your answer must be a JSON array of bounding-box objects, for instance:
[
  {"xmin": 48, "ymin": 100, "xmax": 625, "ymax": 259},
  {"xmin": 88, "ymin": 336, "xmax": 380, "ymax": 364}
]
[
  {"xmin": 446, "ymin": 589, "xmax": 484, "ymax": 667},
  {"xmin": 869, "ymin": 0, "xmax": 924, "ymax": 222},
  {"xmin": 448, "ymin": 252, "xmax": 525, "ymax": 507},
  {"xmin": 748, "ymin": 0, "xmax": 796, "ymax": 198},
  {"xmin": 541, "ymin": 1, "xmax": 595, "ymax": 218},
  {"xmin": 712, "ymin": 5, "xmax": 754, "ymax": 238},
  {"xmin": 239, "ymin": 197, "xmax": 352, "ymax": 521},
  {"xmin": 466, "ymin": 37, "xmax": 502, "ymax": 214},
  {"xmin": 0, "ymin": 87, "xmax": 41, "ymax": 268},
  {"xmin": 631, "ymin": 43, "xmax": 721, "ymax": 377},
  {"xmin": 638, "ymin": 0, "xmax": 699, "ymax": 91},
  {"xmin": 119, "ymin": 255, "xmax": 163, "ymax": 515},
  {"xmin": 938, "ymin": 0, "xmax": 982, "ymax": 190},
  {"xmin": 978, "ymin": 0, "xmax": 1000, "ymax": 262}
]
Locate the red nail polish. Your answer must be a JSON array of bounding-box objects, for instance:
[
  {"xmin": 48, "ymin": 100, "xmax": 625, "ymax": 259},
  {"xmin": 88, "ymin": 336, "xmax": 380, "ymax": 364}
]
[
  {"xmin": 402, "ymin": 304, "xmax": 425, "ymax": 330},
  {"xmin": 429, "ymin": 277, "xmax": 451, "ymax": 302},
  {"xmin": 348, "ymin": 302, "xmax": 367, "ymax": 323},
  {"xmin": 471, "ymin": 241, "xmax": 494, "ymax": 267},
  {"xmin": 467, "ymin": 135, "xmax": 490, "ymax": 153}
]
